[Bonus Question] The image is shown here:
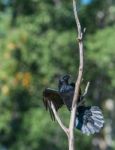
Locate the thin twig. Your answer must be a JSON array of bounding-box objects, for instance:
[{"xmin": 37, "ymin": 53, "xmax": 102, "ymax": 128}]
[
  {"xmin": 51, "ymin": 102, "xmax": 69, "ymax": 137},
  {"xmin": 69, "ymin": 0, "xmax": 84, "ymax": 150},
  {"xmin": 81, "ymin": 82, "xmax": 90, "ymax": 99},
  {"xmin": 82, "ymin": 82, "xmax": 90, "ymax": 98},
  {"xmin": 77, "ymin": 82, "xmax": 90, "ymax": 107}
]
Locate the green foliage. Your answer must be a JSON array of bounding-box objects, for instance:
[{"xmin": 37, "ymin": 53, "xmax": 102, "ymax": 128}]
[
  {"xmin": 84, "ymin": 26, "xmax": 115, "ymax": 105},
  {"xmin": 0, "ymin": 0, "xmax": 115, "ymax": 150}
]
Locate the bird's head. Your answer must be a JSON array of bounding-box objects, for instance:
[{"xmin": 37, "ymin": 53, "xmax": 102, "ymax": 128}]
[
  {"xmin": 58, "ymin": 74, "xmax": 71, "ymax": 91},
  {"xmin": 59, "ymin": 74, "xmax": 70, "ymax": 84}
]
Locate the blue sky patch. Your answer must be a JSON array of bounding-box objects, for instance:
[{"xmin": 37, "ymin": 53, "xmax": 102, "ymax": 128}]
[{"xmin": 81, "ymin": 0, "xmax": 92, "ymax": 5}]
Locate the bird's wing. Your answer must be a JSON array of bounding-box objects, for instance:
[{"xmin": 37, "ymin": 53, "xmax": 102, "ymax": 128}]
[{"xmin": 43, "ymin": 88, "xmax": 64, "ymax": 121}]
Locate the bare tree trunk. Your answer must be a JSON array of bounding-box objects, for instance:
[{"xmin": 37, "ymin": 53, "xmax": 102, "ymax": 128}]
[
  {"xmin": 68, "ymin": 0, "xmax": 84, "ymax": 149},
  {"xmin": 51, "ymin": 0, "xmax": 85, "ymax": 150},
  {"xmin": 68, "ymin": 129, "xmax": 75, "ymax": 150}
]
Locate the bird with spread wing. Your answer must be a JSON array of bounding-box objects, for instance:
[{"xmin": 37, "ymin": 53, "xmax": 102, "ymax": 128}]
[{"xmin": 43, "ymin": 75, "xmax": 104, "ymax": 135}]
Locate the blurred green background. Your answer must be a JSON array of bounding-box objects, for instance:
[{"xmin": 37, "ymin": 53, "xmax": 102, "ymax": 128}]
[{"xmin": 0, "ymin": 0, "xmax": 115, "ymax": 150}]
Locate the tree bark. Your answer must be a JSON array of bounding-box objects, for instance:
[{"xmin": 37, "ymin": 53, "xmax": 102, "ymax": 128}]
[{"xmin": 50, "ymin": 1, "xmax": 84, "ymax": 150}]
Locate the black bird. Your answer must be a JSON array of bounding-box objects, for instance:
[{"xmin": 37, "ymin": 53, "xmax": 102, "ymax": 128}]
[{"xmin": 43, "ymin": 75, "xmax": 104, "ymax": 135}]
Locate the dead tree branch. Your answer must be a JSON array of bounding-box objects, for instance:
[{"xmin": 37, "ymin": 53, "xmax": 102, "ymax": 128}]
[
  {"xmin": 82, "ymin": 82, "xmax": 90, "ymax": 98},
  {"xmin": 69, "ymin": 0, "xmax": 84, "ymax": 150},
  {"xmin": 49, "ymin": 1, "xmax": 84, "ymax": 150},
  {"xmin": 77, "ymin": 82, "xmax": 90, "ymax": 107},
  {"xmin": 51, "ymin": 102, "xmax": 69, "ymax": 137}
]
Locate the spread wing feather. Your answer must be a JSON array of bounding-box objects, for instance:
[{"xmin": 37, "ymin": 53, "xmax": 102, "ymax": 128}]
[{"xmin": 43, "ymin": 88, "xmax": 64, "ymax": 121}]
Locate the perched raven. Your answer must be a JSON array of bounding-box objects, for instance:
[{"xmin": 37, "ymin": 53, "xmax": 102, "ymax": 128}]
[{"xmin": 43, "ymin": 75, "xmax": 104, "ymax": 135}]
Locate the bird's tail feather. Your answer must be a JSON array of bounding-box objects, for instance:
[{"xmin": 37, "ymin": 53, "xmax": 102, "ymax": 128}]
[{"xmin": 75, "ymin": 106, "xmax": 104, "ymax": 135}]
